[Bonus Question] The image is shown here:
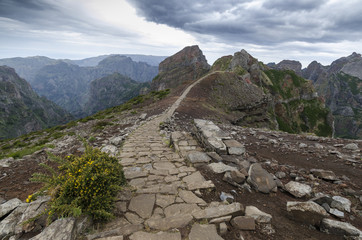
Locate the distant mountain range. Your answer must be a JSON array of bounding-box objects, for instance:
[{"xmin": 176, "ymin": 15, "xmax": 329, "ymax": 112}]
[
  {"xmin": 0, "ymin": 54, "xmax": 164, "ymax": 118},
  {"xmin": 269, "ymin": 53, "xmax": 362, "ymax": 139},
  {"xmin": 0, "ymin": 66, "xmax": 72, "ymax": 139},
  {"xmin": 0, "ymin": 54, "xmax": 166, "ymax": 84},
  {"xmin": 0, "ymin": 50, "xmax": 360, "ymax": 139}
]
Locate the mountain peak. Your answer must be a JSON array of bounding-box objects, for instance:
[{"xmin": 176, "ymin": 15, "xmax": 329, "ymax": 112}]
[{"xmin": 152, "ymin": 45, "xmax": 210, "ymax": 90}]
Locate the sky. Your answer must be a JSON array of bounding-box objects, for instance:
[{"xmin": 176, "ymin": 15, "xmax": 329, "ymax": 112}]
[{"xmin": 0, "ymin": 0, "xmax": 361, "ymax": 67}]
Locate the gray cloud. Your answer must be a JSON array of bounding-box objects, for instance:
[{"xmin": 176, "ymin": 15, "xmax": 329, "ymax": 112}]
[
  {"xmin": 0, "ymin": 0, "xmax": 134, "ymax": 38},
  {"xmin": 263, "ymin": 0, "xmax": 327, "ymax": 12},
  {"xmin": 127, "ymin": 0, "xmax": 362, "ymax": 46}
]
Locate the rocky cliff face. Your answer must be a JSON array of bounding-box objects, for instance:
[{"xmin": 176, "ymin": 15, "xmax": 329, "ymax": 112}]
[
  {"xmin": 0, "ymin": 66, "xmax": 72, "ymax": 139},
  {"xmin": 302, "ymin": 53, "xmax": 362, "ymax": 139},
  {"xmin": 151, "ymin": 45, "xmax": 210, "ymax": 90},
  {"xmin": 84, "ymin": 73, "xmax": 150, "ymax": 115}
]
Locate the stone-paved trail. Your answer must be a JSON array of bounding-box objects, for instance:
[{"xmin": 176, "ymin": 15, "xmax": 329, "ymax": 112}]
[{"xmin": 89, "ymin": 74, "xmax": 241, "ymax": 239}]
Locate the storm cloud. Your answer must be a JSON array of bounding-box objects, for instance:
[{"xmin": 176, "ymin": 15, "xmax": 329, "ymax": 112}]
[
  {"xmin": 0, "ymin": 0, "xmax": 361, "ymax": 66},
  {"xmin": 127, "ymin": 0, "xmax": 362, "ymax": 45}
]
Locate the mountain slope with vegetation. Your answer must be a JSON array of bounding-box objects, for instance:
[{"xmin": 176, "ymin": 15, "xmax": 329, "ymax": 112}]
[
  {"xmin": 0, "ymin": 66, "xmax": 72, "ymax": 139},
  {"xmin": 84, "ymin": 73, "xmax": 150, "ymax": 115},
  {"xmin": 302, "ymin": 53, "xmax": 362, "ymax": 139},
  {"xmin": 30, "ymin": 56, "xmax": 157, "ymax": 117}
]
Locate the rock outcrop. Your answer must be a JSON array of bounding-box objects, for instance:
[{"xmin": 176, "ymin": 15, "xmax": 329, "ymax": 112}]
[
  {"xmin": 276, "ymin": 60, "xmax": 303, "ymax": 76},
  {"xmin": 151, "ymin": 45, "xmax": 210, "ymax": 91},
  {"xmin": 207, "ymin": 49, "xmax": 332, "ymax": 136}
]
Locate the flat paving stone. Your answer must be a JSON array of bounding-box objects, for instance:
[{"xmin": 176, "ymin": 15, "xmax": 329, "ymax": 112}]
[
  {"xmin": 178, "ymin": 190, "xmax": 206, "ymax": 205},
  {"xmin": 128, "ymin": 194, "xmax": 155, "ymax": 219},
  {"xmin": 125, "ymin": 212, "xmax": 144, "ymax": 225},
  {"xmin": 193, "ymin": 202, "xmax": 243, "ymax": 219},
  {"xmin": 183, "ymin": 171, "xmax": 215, "ymax": 190},
  {"xmin": 164, "ymin": 203, "xmax": 201, "ymax": 217},
  {"xmin": 145, "ymin": 214, "xmax": 193, "ymax": 231},
  {"xmin": 129, "ymin": 231, "xmax": 181, "ymax": 240},
  {"xmin": 156, "ymin": 194, "xmax": 176, "ymax": 208},
  {"xmin": 189, "ymin": 223, "xmax": 224, "ymax": 240},
  {"xmin": 153, "ymin": 162, "xmax": 176, "ymax": 171}
]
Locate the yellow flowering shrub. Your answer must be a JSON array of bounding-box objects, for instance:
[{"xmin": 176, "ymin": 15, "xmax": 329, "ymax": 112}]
[{"xmin": 31, "ymin": 145, "xmax": 126, "ymax": 223}]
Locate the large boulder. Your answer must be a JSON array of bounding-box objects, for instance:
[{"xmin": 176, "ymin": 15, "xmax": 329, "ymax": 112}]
[
  {"xmin": 286, "ymin": 201, "xmax": 329, "ymax": 226},
  {"xmin": 247, "ymin": 163, "xmax": 277, "ymax": 193},
  {"xmin": 284, "ymin": 181, "xmax": 312, "ymax": 198},
  {"xmin": 320, "ymin": 218, "xmax": 362, "ymax": 237}
]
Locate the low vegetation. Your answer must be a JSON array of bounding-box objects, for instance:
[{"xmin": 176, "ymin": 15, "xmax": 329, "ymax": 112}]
[
  {"xmin": 30, "ymin": 145, "xmax": 126, "ymax": 223},
  {"xmin": 265, "ymin": 69, "xmax": 307, "ymax": 99}
]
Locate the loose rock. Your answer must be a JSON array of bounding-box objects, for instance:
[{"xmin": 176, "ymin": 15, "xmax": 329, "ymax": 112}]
[
  {"xmin": 310, "ymin": 169, "xmax": 337, "ymax": 181},
  {"xmin": 187, "ymin": 151, "xmax": 211, "ymax": 164},
  {"xmin": 285, "ymin": 181, "xmax": 312, "ymax": 198},
  {"xmin": 247, "ymin": 163, "xmax": 277, "ymax": 194},
  {"xmin": 207, "ymin": 162, "xmax": 238, "ymax": 174},
  {"xmin": 245, "ymin": 206, "xmax": 272, "ymax": 223},
  {"xmin": 231, "ymin": 216, "xmax": 255, "ymax": 230},
  {"xmin": 331, "ymin": 196, "xmax": 351, "ymax": 212},
  {"xmin": 320, "ymin": 218, "xmax": 362, "ymax": 237}
]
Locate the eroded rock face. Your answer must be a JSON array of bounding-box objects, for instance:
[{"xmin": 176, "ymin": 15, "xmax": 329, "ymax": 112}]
[{"xmin": 151, "ymin": 45, "xmax": 210, "ymax": 91}]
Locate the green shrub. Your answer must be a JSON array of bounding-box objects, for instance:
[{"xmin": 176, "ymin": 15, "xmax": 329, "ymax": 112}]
[
  {"xmin": 92, "ymin": 121, "xmax": 114, "ymax": 131},
  {"xmin": 30, "ymin": 146, "xmax": 126, "ymax": 223}
]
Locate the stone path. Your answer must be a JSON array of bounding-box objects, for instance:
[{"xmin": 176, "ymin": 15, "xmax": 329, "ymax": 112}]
[{"xmin": 88, "ymin": 74, "xmax": 238, "ymax": 239}]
